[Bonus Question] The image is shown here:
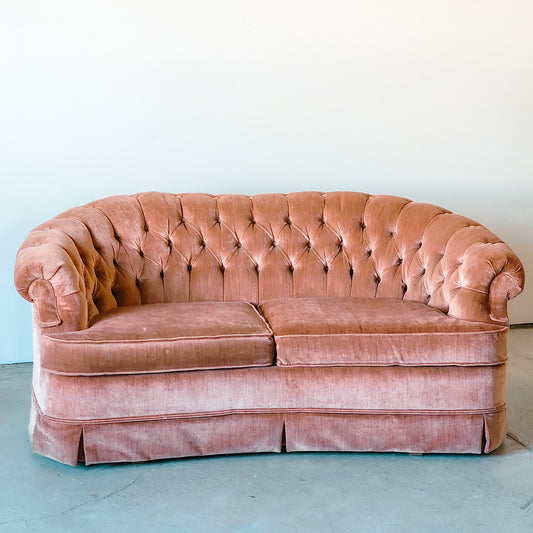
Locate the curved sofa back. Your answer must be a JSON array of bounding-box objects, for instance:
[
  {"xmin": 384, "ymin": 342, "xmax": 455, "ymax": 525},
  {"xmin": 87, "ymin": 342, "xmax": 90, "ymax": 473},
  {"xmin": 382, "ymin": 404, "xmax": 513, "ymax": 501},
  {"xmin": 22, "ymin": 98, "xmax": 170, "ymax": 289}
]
[{"xmin": 25, "ymin": 191, "xmax": 514, "ymax": 324}]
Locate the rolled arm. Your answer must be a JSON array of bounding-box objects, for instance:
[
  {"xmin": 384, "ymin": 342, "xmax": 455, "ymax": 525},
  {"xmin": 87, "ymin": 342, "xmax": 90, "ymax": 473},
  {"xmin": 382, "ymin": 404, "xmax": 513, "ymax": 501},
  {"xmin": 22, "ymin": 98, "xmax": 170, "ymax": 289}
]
[
  {"xmin": 14, "ymin": 222, "xmax": 91, "ymax": 332},
  {"xmin": 445, "ymin": 239, "xmax": 524, "ymax": 325}
]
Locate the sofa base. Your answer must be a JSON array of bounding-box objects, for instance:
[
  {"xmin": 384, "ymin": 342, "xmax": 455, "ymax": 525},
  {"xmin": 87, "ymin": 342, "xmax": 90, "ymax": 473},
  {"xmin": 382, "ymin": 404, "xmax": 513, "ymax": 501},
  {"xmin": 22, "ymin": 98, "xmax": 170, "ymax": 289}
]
[{"xmin": 29, "ymin": 396, "xmax": 506, "ymax": 466}]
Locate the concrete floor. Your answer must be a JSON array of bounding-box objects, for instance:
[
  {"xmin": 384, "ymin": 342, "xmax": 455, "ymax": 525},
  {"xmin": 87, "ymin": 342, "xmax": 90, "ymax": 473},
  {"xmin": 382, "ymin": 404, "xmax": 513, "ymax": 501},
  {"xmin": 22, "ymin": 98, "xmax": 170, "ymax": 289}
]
[{"xmin": 0, "ymin": 330, "xmax": 532, "ymax": 533}]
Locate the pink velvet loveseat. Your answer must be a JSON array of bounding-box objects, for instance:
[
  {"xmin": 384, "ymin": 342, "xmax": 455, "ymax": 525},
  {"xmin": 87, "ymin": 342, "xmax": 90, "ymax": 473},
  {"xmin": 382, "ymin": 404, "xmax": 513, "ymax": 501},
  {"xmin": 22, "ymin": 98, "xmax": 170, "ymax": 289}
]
[{"xmin": 14, "ymin": 192, "xmax": 524, "ymax": 465}]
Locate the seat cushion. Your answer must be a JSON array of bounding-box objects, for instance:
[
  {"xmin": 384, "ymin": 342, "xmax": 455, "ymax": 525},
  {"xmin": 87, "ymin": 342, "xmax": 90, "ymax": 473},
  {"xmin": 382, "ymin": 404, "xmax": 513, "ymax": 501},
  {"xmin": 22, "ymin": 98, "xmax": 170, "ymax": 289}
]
[
  {"xmin": 259, "ymin": 297, "xmax": 508, "ymax": 367},
  {"xmin": 41, "ymin": 302, "xmax": 275, "ymax": 375}
]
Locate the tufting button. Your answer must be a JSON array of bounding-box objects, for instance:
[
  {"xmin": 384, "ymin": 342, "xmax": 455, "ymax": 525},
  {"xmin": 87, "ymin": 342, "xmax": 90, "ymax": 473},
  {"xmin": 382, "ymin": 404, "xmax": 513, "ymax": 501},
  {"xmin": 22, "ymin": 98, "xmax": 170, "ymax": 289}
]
[
  {"xmin": 285, "ymin": 218, "xmax": 291, "ymax": 226},
  {"xmin": 235, "ymin": 241, "xmax": 242, "ymax": 249},
  {"xmin": 324, "ymin": 265, "xmax": 329, "ymax": 273},
  {"xmin": 215, "ymin": 217, "xmax": 221, "ymax": 224},
  {"xmin": 160, "ymin": 270, "xmax": 165, "ymax": 280},
  {"xmin": 114, "ymin": 233, "xmax": 121, "ymax": 243},
  {"xmin": 367, "ymin": 249, "xmax": 373, "ymax": 257},
  {"xmin": 416, "ymin": 242, "xmax": 422, "ymax": 250},
  {"xmin": 271, "ymin": 240, "xmax": 277, "ymax": 247},
  {"xmin": 113, "ymin": 258, "xmax": 118, "ymax": 267},
  {"xmin": 254, "ymin": 264, "xmax": 260, "ymax": 273},
  {"xmin": 306, "ymin": 241, "xmax": 312, "ymax": 249},
  {"xmin": 187, "ymin": 264, "xmax": 193, "ymax": 273},
  {"xmin": 421, "ymin": 268, "xmax": 426, "ymax": 274},
  {"xmin": 200, "ymin": 240, "xmax": 206, "ymax": 247},
  {"xmin": 250, "ymin": 218, "xmax": 256, "ymax": 225},
  {"xmin": 139, "ymin": 250, "xmax": 144, "ymax": 258},
  {"xmin": 167, "ymin": 239, "xmax": 172, "ymax": 249},
  {"xmin": 349, "ymin": 267, "xmax": 354, "ymax": 277},
  {"xmin": 396, "ymin": 257, "xmax": 403, "ymax": 265},
  {"xmin": 288, "ymin": 264, "xmax": 294, "ymax": 273},
  {"xmin": 375, "ymin": 274, "xmax": 381, "ymax": 283},
  {"xmin": 220, "ymin": 264, "xmax": 225, "ymax": 273},
  {"xmin": 144, "ymin": 224, "xmax": 149, "ymax": 233},
  {"xmin": 361, "ymin": 222, "xmax": 366, "ymax": 230}
]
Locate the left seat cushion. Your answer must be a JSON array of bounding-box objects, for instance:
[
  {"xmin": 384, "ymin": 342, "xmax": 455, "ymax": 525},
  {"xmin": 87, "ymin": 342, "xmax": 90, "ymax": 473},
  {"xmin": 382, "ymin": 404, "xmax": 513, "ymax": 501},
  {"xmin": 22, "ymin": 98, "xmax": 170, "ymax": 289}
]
[{"xmin": 41, "ymin": 302, "xmax": 275, "ymax": 375}]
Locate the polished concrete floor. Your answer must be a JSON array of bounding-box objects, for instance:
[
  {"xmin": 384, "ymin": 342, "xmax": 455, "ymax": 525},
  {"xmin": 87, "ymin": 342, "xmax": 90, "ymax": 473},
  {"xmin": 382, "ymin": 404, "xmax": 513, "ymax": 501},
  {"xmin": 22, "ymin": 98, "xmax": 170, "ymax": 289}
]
[{"xmin": 0, "ymin": 329, "xmax": 532, "ymax": 533}]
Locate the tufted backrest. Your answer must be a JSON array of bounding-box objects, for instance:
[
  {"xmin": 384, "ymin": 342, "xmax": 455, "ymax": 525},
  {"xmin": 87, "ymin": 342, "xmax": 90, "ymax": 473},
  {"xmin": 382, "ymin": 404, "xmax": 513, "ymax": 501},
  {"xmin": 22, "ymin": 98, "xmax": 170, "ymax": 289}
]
[{"xmin": 17, "ymin": 191, "xmax": 524, "ymax": 328}]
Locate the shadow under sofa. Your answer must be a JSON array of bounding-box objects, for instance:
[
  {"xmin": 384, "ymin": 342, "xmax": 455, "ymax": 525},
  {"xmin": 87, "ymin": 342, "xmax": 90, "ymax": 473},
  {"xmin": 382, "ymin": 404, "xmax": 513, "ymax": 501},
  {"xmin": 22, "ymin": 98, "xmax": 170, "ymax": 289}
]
[{"xmin": 15, "ymin": 191, "xmax": 524, "ymax": 465}]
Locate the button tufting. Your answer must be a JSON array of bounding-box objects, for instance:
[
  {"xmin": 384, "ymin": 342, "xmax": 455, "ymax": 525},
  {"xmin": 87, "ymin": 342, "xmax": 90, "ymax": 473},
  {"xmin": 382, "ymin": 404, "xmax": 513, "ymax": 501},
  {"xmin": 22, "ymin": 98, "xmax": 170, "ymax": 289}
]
[
  {"xmin": 285, "ymin": 218, "xmax": 291, "ymax": 226},
  {"xmin": 200, "ymin": 240, "xmax": 206, "ymax": 247},
  {"xmin": 349, "ymin": 267, "xmax": 354, "ymax": 277},
  {"xmin": 324, "ymin": 265, "xmax": 329, "ymax": 273},
  {"xmin": 361, "ymin": 222, "xmax": 366, "ymax": 230},
  {"xmin": 367, "ymin": 249, "xmax": 373, "ymax": 257},
  {"xmin": 254, "ymin": 264, "xmax": 260, "ymax": 273},
  {"xmin": 219, "ymin": 264, "xmax": 225, "ymax": 273},
  {"xmin": 160, "ymin": 270, "xmax": 165, "ymax": 280},
  {"xmin": 139, "ymin": 250, "xmax": 144, "ymax": 258},
  {"xmin": 306, "ymin": 241, "xmax": 312, "ymax": 249},
  {"xmin": 250, "ymin": 218, "xmax": 256, "ymax": 225},
  {"xmin": 113, "ymin": 259, "xmax": 118, "ymax": 267},
  {"xmin": 144, "ymin": 224, "xmax": 149, "ymax": 233},
  {"xmin": 187, "ymin": 264, "xmax": 192, "ymax": 273},
  {"xmin": 235, "ymin": 241, "xmax": 242, "ymax": 249},
  {"xmin": 271, "ymin": 240, "xmax": 277, "ymax": 247},
  {"xmin": 397, "ymin": 257, "xmax": 403, "ymax": 265},
  {"xmin": 375, "ymin": 274, "xmax": 381, "ymax": 283},
  {"xmin": 114, "ymin": 233, "xmax": 121, "ymax": 243},
  {"xmin": 288, "ymin": 264, "xmax": 294, "ymax": 272},
  {"xmin": 167, "ymin": 239, "xmax": 172, "ymax": 249},
  {"xmin": 416, "ymin": 242, "xmax": 422, "ymax": 249}
]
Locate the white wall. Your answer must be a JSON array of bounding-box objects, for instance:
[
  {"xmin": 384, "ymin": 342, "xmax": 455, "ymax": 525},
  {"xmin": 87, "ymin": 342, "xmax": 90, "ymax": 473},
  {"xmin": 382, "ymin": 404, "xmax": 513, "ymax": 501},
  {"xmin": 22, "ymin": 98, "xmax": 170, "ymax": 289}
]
[{"xmin": 1, "ymin": 1, "xmax": 532, "ymax": 363}]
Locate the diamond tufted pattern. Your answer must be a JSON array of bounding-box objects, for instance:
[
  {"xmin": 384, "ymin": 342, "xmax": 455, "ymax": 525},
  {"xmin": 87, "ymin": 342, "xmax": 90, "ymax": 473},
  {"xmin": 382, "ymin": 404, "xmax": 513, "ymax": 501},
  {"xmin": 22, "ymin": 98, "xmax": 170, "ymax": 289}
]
[{"xmin": 15, "ymin": 191, "xmax": 524, "ymax": 332}]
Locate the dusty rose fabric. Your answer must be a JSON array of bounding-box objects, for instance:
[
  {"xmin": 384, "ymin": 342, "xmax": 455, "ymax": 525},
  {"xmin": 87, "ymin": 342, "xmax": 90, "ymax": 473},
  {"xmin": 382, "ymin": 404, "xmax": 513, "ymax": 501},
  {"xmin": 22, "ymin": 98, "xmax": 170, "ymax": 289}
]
[
  {"xmin": 259, "ymin": 297, "xmax": 508, "ymax": 367},
  {"xmin": 34, "ymin": 364, "xmax": 506, "ymax": 421},
  {"xmin": 14, "ymin": 192, "xmax": 525, "ymax": 465},
  {"xmin": 82, "ymin": 413, "xmax": 285, "ymax": 465},
  {"xmin": 285, "ymin": 412, "xmax": 488, "ymax": 454},
  {"xmin": 15, "ymin": 192, "xmax": 524, "ymax": 330},
  {"xmin": 30, "ymin": 395, "xmax": 505, "ymax": 465},
  {"xmin": 40, "ymin": 302, "xmax": 275, "ymax": 375}
]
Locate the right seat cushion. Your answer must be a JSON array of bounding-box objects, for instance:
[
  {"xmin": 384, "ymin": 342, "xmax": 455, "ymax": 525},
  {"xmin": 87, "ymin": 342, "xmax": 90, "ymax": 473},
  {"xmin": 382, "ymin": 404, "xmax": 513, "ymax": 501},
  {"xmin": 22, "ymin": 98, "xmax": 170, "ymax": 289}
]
[{"xmin": 259, "ymin": 297, "xmax": 508, "ymax": 367}]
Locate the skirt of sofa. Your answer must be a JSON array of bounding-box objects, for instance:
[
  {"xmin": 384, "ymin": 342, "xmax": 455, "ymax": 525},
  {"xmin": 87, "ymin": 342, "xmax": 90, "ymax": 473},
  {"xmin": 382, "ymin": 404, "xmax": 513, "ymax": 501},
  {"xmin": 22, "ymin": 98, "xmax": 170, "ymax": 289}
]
[{"xmin": 30, "ymin": 396, "xmax": 506, "ymax": 465}]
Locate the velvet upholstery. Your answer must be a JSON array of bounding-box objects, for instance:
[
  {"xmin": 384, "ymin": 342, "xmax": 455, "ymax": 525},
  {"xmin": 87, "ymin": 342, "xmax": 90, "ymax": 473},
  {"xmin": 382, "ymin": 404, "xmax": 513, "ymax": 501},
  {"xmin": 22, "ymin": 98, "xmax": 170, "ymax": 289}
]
[
  {"xmin": 14, "ymin": 191, "xmax": 525, "ymax": 465},
  {"xmin": 33, "ymin": 364, "xmax": 506, "ymax": 421},
  {"xmin": 259, "ymin": 297, "xmax": 508, "ymax": 367},
  {"xmin": 41, "ymin": 302, "xmax": 275, "ymax": 375},
  {"xmin": 15, "ymin": 192, "xmax": 524, "ymax": 330}
]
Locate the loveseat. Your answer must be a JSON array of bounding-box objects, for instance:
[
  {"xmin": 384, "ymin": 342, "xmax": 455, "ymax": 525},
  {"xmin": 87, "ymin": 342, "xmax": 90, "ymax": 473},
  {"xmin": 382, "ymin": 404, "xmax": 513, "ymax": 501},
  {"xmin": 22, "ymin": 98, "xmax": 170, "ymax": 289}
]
[{"xmin": 14, "ymin": 191, "xmax": 524, "ymax": 465}]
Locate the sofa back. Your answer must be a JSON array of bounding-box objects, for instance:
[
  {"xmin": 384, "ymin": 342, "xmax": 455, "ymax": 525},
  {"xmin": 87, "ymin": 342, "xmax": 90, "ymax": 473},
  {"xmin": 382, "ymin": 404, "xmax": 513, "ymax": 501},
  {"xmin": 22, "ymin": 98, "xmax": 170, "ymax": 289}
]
[{"xmin": 36, "ymin": 191, "xmax": 506, "ymax": 323}]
